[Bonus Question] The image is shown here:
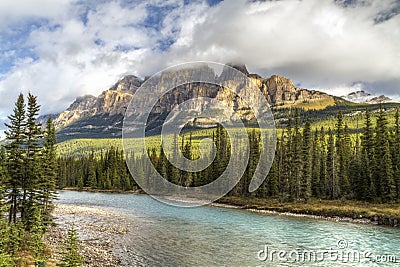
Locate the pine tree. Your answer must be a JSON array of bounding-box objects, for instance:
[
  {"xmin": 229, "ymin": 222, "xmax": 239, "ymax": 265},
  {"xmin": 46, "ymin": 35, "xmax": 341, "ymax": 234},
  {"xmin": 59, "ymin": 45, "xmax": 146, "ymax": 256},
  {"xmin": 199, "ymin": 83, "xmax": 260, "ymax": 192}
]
[
  {"xmin": 292, "ymin": 109, "xmax": 302, "ymax": 200},
  {"xmin": 182, "ymin": 133, "xmax": 193, "ymax": 187},
  {"xmin": 28, "ymin": 207, "xmax": 47, "ymax": 265},
  {"xmin": 374, "ymin": 106, "xmax": 390, "ymax": 200},
  {"xmin": 58, "ymin": 224, "xmax": 83, "ymax": 267},
  {"xmin": 361, "ymin": 109, "xmax": 375, "ymax": 200},
  {"xmin": 382, "ymin": 140, "xmax": 396, "ymax": 202},
  {"xmin": 282, "ymin": 119, "xmax": 293, "ymax": 200},
  {"xmin": 318, "ymin": 127, "xmax": 328, "ymax": 199},
  {"xmin": 23, "ymin": 93, "xmax": 43, "ymax": 230},
  {"xmin": 335, "ymin": 111, "xmax": 350, "ymax": 197},
  {"xmin": 167, "ymin": 133, "xmax": 180, "ymax": 185},
  {"xmin": 87, "ymin": 151, "xmax": 97, "ymax": 189},
  {"xmin": 57, "ymin": 158, "xmax": 67, "ymax": 189},
  {"xmin": 242, "ymin": 130, "xmax": 260, "ymax": 197},
  {"xmin": 311, "ymin": 129, "xmax": 321, "ymax": 198},
  {"xmin": 351, "ymin": 134, "xmax": 363, "ymax": 200},
  {"xmin": 39, "ymin": 116, "xmax": 58, "ymax": 226},
  {"xmin": 340, "ymin": 124, "xmax": 351, "ymax": 196},
  {"xmin": 300, "ymin": 119, "xmax": 312, "ymax": 200},
  {"xmin": 326, "ymin": 128, "xmax": 337, "ymax": 199},
  {"xmin": 266, "ymin": 156, "xmax": 279, "ymax": 197},
  {"xmin": 393, "ymin": 108, "xmax": 400, "ymax": 199},
  {"xmin": 4, "ymin": 93, "xmax": 26, "ymax": 223},
  {"xmin": 276, "ymin": 133, "xmax": 286, "ymax": 198},
  {"xmin": 0, "ymin": 221, "xmax": 23, "ymax": 261}
]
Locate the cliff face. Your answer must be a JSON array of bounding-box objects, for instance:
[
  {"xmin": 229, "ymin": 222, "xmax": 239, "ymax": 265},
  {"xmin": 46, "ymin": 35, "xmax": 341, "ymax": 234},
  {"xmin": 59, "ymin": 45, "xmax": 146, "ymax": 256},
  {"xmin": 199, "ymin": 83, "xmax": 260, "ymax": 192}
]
[
  {"xmin": 53, "ymin": 65, "xmax": 335, "ymax": 139},
  {"xmin": 256, "ymin": 75, "xmax": 333, "ymax": 105},
  {"xmin": 54, "ymin": 95, "xmax": 97, "ymax": 128},
  {"xmin": 96, "ymin": 75, "xmax": 142, "ymax": 115},
  {"xmin": 54, "ymin": 76, "xmax": 141, "ymax": 129}
]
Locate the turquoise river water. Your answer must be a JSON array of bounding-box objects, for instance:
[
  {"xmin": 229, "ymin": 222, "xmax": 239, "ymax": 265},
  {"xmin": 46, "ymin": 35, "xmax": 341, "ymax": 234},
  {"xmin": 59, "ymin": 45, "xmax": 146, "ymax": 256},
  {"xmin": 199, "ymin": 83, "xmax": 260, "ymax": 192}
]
[{"xmin": 57, "ymin": 190, "xmax": 400, "ymax": 266}]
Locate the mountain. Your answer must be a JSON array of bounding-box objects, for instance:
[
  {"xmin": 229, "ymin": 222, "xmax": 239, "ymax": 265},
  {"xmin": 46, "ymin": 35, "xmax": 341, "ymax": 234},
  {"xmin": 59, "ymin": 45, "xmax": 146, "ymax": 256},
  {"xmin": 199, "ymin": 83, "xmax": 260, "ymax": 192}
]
[
  {"xmin": 342, "ymin": 90, "xmax": 395, "ymax": 104},
  {"xmin": 51, "ymin": 64, "xmax": 344, "ymax": 141}
]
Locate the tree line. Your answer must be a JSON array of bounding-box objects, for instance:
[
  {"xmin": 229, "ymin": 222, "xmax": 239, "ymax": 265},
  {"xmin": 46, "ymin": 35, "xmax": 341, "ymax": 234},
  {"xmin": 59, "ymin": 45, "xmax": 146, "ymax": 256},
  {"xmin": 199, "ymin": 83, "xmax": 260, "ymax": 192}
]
[
  {"xmin": 258, "ymin": 108, "xmax": 400, "ymax": 203},
  {"xmin": 58, "ymin": 146, "xmax": 134, "ymax": 191}
]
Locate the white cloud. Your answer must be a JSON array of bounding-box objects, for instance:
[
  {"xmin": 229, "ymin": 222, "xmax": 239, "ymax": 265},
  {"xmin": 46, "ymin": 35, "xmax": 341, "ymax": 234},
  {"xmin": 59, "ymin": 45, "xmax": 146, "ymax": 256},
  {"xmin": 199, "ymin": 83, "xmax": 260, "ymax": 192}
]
[
  {"xmin": 0, "ymin": 0, "xmax": 73, "ymax": 27},
  {"xmin": 0, "ymin": 0, "xmax": 399, "ymax": 139},
  {"xmin": 158, "ymin": 0, "xmax": 400, "ymax": 94},
  {"xmin": 0, "ymin": 0, "xmax": 154, "ymax": 116}
]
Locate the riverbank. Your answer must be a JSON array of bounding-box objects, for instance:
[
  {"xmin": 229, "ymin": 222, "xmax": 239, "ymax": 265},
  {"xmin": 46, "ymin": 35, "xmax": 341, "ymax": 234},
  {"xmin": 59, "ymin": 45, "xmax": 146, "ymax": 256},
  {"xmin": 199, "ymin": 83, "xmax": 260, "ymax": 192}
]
[
  {"xmin": 217, "ymin": 196, "xmax": 400, "ymax": 227},
  {"xmin": 62, "ymin": 187, "xmax": 143, "ymax": 194},
  {"xmin": 60, "ymin": 188, "xmax": 400, "ymax": 227},
  {"xmin": 45, "ymin": 204, "xmax": 130, "ymax": 266}
]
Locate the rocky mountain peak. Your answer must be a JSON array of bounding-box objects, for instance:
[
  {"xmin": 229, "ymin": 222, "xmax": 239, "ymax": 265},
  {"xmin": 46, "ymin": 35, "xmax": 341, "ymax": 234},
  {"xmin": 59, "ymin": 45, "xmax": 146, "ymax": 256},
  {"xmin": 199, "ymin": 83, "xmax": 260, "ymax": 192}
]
[
  {"xmin": 342, "ymin": 90, "xmax": 394, "ymax": 104},
  {"xmin": 66, "ymin": 95, "xmax": 97, "ymax": 111},
  {"xmin": 159, "ymin": 64, "xmax": 216, "ymax": 83},
  {"xmin": 224, "ymin": 63, "xmax": 249, "ymax": 76},
  {"xmin": 110, "ymin": 75, "xmax": 142, "ymax": 93},
  {"xmin": 269, "ymin": 75, "xmax": 293, "ymax": 86}
]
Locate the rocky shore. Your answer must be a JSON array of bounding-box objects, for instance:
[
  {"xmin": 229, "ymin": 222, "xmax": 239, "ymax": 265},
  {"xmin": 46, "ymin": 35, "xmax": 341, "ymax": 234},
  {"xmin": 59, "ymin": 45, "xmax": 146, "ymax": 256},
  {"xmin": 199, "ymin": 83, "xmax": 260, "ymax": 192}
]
[{"xmin": 45, "ymin": 204, "xmax": 130, "ymax": 266}]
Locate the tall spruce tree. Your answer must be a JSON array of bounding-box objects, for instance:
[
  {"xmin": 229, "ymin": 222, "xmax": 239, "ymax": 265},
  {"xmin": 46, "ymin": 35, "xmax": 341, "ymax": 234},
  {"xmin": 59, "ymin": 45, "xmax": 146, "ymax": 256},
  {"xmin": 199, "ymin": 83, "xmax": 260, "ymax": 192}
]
[
  {"xmin": 340, "ymin": 124, "xmax": 351, "ymax": 196},
  {"xmin": 335, "ymin": 111, "xmax": 350, "ymax": 197},
  {"xmin": 276, "ymin": 132, "xmax": 287, "ymax": 198},
  {"xmin": 292, "ymin": 109, "xmax": 302, "ymax": 200},
  {"xmin": 326, "ymin": 128, "xmax": 337, "ymax": 199},
  {"xmin": 87, "ymin": 151, "xmax": 97, "ymax": 189},
  {"xmin": 39, "ymin": 116, "xmax": 58, "ymax": 226},
  {"xmin": 374, "ymin": 106, "xmax": 390, "ymax": 201},
  {"xmin": 393, "ymin": 108, "xmax": 400, "ymax": 199},
  {"xmin": 351, "ymin": 134, "xmax": 363, "ymax": 200},
  {"xmin": 182, "ymin": 133, "xmax": 193, "ymax": 187},
  {"xmin": 382, "ymin": 140, "xmax": 396, "ymax": 202},
  {"xmin": 168, "ymin": 133, "xmax": 180, "ymax": 186},
  {"xmin": 361, "ymin": 109, "xmax": 375, "ymax": 200},
  {"xmin": 318, "ymin": 127, "xmax": 328, "ymax": 198},
  {"xmin": 4, "ymin": 93, "xmax": 26, "ymax": 223},
  {"xmin": 23, "ymin": 93, "xmax": 43, "ymax": 229},
  {"xmin": 311, "ymin": 129, "xmax": 321, "ymax": 198},
  {"xmin": 283, "ymin": 118, "xmax": 294, "ymax": 200},
  {"xmin": 300, "ymin": 119, "xmax": 312, "ymax": 200}
]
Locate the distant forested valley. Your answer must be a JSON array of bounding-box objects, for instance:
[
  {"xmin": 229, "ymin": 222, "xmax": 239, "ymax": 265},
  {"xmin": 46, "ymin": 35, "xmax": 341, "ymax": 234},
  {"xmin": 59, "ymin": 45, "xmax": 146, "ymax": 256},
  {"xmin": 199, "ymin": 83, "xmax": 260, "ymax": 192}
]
[{"xmin": 57, "ymin": 107, "xmax": 400, "ymax": 204}]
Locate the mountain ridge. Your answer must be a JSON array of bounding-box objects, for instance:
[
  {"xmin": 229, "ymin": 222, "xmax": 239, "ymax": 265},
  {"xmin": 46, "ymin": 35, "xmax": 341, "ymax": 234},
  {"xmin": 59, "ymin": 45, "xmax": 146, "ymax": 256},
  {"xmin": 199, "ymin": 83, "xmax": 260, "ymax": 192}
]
[
  {"xmin": 46, "ymin": 64, "xmax": 382, "ymax": 141},
  {"xmin": 53, "ymin": 66, "xmax": 336, "ymax": 128}
]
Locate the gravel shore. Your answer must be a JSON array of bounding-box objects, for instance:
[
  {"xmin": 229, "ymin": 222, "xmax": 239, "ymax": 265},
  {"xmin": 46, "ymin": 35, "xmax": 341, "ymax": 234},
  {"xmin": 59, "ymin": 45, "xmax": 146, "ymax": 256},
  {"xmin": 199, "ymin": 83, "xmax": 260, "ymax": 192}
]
[
  {"xmin": 45, "ymin": 204, "xmax": 130, "ymax": 266},
  {"xmin": 211, "ymin": 202, "xmax": 372, "ymax": 224}
]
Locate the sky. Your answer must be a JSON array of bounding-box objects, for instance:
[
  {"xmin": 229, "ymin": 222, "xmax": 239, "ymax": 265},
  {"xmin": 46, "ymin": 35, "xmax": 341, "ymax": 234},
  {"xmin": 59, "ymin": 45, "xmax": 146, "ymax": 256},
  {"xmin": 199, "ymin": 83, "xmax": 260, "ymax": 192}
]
[{"xmin": 0, "ymin": 0, "xmax": 399, "ymax": 138}]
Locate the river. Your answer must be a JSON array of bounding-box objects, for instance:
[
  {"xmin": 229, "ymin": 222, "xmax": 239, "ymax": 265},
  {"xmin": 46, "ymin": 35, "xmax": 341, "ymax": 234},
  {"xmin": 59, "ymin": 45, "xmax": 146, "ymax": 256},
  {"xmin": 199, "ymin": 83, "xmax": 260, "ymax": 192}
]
[{"xmin": 57, "ymin": 190, "xmax": 400, "ymax": 266}]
